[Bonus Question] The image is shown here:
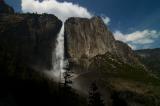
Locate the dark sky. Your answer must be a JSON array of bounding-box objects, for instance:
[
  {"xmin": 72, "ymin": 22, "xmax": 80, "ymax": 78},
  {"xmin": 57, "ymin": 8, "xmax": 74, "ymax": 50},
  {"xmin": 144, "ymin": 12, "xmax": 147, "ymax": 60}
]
[{"xmin": 4, "ymin": 0, "xmax": 160, "ymax": 49}]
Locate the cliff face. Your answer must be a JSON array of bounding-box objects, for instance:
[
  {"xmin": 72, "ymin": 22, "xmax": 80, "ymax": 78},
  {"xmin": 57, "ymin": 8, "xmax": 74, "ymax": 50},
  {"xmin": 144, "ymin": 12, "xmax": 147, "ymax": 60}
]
[
  {"xmin": 0, "ymin": 13, "xmax": 62, "ymax": 70},
  {"xmin": 64, "ymin": 17, "xmax": 139, "ymax": 71},
  {"xmin": 65, "ymin": 17, "xmax": 115, "ymax": 59}
]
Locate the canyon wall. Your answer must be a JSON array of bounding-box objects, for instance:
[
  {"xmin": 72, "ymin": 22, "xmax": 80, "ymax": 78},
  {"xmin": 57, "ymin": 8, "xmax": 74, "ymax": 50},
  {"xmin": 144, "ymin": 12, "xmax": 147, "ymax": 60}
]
[{"xmin": 0, "ymin": 13, "xmax": 62, "ymax": 70}]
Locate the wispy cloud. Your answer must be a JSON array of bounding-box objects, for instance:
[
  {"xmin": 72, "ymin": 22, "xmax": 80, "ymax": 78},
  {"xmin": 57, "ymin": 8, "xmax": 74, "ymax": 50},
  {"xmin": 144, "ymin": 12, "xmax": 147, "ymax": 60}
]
[{"xmin": 114, "ymin": 29, "xmax": 160, "ymax": 49}]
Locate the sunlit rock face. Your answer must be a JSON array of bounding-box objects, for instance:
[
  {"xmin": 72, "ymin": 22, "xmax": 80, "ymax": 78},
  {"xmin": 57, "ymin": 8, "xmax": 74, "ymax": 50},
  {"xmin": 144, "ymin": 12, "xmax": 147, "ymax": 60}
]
[
  {"xmin": 0, "ymin": 13, "xmax": 62, "ymax": 70},
  {"xmin": 65, "ymin": 16, "xmax": 115, "ymax": 59},
  {"xmin": 64, "ymin": 17, "xmax": 139, "ymax": 72}
]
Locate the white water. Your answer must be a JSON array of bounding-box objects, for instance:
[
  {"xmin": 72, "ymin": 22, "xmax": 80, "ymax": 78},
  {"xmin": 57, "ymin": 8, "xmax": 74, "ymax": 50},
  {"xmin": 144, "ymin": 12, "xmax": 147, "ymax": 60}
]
[{"xmin": 53, "ymin": 24, "xmax": 65, "ymax": 82}]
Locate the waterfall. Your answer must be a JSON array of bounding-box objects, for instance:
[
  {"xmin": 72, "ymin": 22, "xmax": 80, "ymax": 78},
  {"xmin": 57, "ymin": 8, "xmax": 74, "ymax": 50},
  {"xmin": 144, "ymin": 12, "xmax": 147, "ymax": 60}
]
[
  {"xmin": 44, "ymin": 23, "xmax": 68, "ymax": 83},
  {"xmin": 44, "ymin": 23, "xmax": 66, "ymax": 82},
  {"xmin": 53, "ymin": 23, "xmax": 65, "ymax": 82}
]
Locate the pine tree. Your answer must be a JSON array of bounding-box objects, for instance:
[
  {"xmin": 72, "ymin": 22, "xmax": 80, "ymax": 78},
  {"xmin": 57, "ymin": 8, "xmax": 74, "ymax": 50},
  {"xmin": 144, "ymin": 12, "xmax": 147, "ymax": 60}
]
[
  {"xmin": 88, "ymin": 82, "xmax": 105, "ymax": 106},
  {"xmin": 63, "ymin": 69, "xmax": 72, "ymax": 89},
  {"xmin": 63, "ymin": 59, "xmax": 73, "ymax": 89},
  {"xmin": 59, "ymin": 60, "xmax": 78, "ymax": 106}
]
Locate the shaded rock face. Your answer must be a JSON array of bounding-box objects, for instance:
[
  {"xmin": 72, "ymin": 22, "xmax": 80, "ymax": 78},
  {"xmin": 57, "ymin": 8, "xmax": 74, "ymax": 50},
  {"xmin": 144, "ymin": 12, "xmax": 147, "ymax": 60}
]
[
  {"xmin": 0, "ymin": 0, "xmax": 14, "ymax": 14},
  {"xmin": 64, "ymin": 17, "xmax": 139, "ymax": 72},
  {"xmin": 0, "ymin": 13, "xmax": 62, "ymax": 70}
]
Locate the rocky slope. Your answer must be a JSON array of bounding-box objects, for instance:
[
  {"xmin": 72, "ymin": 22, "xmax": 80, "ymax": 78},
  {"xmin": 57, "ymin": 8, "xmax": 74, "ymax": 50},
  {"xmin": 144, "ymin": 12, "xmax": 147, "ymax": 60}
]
[{"xmin": 135, "ymin": 48, "xmax": 160, "ymax": 77}]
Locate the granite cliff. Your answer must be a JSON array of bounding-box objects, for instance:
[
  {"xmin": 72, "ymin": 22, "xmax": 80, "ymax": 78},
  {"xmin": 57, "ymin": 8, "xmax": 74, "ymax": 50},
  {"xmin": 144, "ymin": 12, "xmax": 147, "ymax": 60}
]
[
  {"xmin": 65, "ymin": 17, "xmax": 115, "ymax": 58},
  {"xmin": 64, "ymin": 17, "xmax": 140, "ymax": 72}
]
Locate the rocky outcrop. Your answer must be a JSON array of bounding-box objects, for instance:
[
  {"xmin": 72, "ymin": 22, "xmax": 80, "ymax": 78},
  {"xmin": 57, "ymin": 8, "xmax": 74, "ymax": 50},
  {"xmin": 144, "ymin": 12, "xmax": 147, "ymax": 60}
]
[
  {"xmin": 115, "ymin": 40, "xmax": 139, "ymax": 64},
  {"xmin": 0, "ymin": 13, "xmax": 62, "ymax": 70},
  {"xmin": 0, "ymin": 0, "xmax": 14, "ymax": 14}
]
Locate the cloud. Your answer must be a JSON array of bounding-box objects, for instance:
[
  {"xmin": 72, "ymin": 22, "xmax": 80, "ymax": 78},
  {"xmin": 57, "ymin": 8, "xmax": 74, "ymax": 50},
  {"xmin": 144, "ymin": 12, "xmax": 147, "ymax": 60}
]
[
  {"xmin": 21, "ymin": 0, "xmax": 92, "ymax": 21},
  {"xmin": 102, "ymin": 16, "xmax": 110, "ymax": 25},
  {"xmin": 114, "ymin": 29, "xmax": 160, "ymax": 49}
]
